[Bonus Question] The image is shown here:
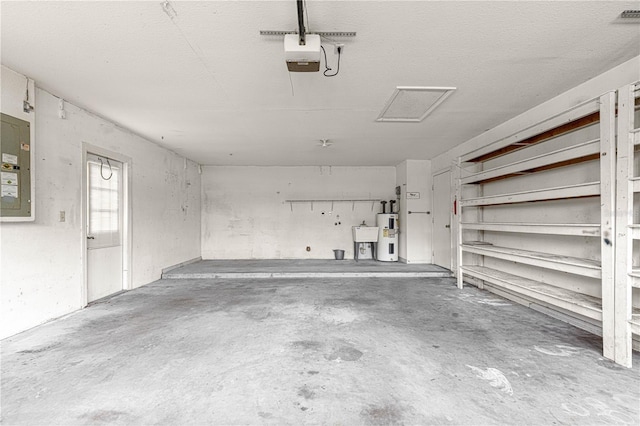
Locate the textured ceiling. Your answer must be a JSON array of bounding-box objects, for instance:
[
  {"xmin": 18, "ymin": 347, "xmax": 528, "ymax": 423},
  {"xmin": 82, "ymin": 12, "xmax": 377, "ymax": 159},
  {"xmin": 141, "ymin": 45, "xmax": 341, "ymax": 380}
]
[{"xmin": 2, "ymin": 1, "xmax": 639, "ymax": 166}]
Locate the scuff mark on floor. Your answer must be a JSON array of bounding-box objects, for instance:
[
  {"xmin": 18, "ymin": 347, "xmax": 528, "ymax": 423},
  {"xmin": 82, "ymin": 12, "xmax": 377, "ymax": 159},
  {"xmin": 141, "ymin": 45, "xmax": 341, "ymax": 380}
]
[
  {"xmin": 534, "ymin": 345, "xmax": 581, "ymax": 357},
  {"xmin": 466, "ymin": 365, "xmax": 514, "ymax": 395}
]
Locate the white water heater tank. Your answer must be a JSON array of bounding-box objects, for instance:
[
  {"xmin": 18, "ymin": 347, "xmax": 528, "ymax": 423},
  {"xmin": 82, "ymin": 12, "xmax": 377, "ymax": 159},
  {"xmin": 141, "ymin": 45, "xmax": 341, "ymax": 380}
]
[{"xmin": 376, "ymin": 213, "xmax": 398, "ymax": 262}]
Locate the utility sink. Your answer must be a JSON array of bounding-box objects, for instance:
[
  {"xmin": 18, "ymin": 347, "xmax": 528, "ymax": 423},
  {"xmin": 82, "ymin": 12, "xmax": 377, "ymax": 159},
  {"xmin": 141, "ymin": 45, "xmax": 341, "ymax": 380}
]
[{"xmin": 352, "ymin": 226, "xmax": 379, "ymax": 242}]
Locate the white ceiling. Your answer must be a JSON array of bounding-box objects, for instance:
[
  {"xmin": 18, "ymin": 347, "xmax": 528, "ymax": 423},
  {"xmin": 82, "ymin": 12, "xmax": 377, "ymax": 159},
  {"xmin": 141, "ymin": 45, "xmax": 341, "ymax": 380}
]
[{"xmin": 2, "ymin": 1, "xmax": 639, "ymax": 166}]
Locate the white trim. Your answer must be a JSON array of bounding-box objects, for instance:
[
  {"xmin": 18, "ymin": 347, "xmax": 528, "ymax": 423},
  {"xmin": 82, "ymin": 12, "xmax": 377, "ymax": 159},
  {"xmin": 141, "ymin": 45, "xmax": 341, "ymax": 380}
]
[{"xmin": 162, "ymin": 257, "xmax": 202, "ymax": 275}]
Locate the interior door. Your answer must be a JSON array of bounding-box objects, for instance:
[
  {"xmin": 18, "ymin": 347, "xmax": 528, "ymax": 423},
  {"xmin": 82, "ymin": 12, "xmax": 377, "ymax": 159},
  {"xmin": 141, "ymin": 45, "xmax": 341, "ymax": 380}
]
[
  {"xmin": 432, "ymin": 170, "xmax": 452, "ymax": 269},
  {"xmin": 86, "ymin": 153, "xmax": 123, "ymax": 302}
]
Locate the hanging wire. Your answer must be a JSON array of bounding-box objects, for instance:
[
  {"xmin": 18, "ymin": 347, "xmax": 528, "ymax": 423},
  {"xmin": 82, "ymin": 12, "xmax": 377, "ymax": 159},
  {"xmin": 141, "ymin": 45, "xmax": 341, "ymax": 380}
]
[
  {"xmin": 321, "ymin": 46, "xmax": 341, "ymax": 77},
  {"xmin": 288, "ymin": 71, "xmax": 295, "ymax": 96},
  {"xmin": 99, "ymin": 157, "xmax": 113, "ymax": 180}
]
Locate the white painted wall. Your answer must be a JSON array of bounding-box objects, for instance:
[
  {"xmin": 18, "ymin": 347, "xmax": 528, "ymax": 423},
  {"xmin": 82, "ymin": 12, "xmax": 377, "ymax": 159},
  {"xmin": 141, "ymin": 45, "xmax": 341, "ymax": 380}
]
[
  {"xmin": 0, "ymin": 66, "xmax": 201, "ymax": 339},
  {"xmin": 201, "ymin": 166, "xmax": 396, "ymax": 259},
  {"xmin": 396, "ymin": 160, "xmax": 432, "ymax": 263}
]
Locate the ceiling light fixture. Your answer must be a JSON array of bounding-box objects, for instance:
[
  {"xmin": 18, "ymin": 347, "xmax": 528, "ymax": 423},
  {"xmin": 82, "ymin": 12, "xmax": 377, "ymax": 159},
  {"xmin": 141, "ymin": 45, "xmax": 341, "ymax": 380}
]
[
  {"xmin": 376, "ymin": 86, "xmax": 457, "ymax": 123},
  {"xmin": 318, "ymin": 139, "xmax": 332, "ymax": 148}
]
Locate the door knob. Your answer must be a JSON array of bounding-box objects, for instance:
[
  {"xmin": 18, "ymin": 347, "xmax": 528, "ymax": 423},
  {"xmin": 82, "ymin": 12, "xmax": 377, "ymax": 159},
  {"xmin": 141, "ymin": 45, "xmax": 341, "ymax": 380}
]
[
  {"xmin": 87, "ymin": 236, "xmax": 95, "ymax": 239},
  {"xmin": 445, "ymin": 225, "xmax": 450, "ymax": 228}
]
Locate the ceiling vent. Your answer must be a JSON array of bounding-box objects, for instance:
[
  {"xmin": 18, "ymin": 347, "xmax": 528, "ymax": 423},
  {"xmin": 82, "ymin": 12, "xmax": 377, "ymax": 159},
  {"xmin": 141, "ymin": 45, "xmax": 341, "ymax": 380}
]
[
  {"xmin": 376, "ymin": 86, "xmax": 456, "ymax": 122},
  {"xmin": 621, "ymin": 10, "xmax": 640, "ymax": 18}
]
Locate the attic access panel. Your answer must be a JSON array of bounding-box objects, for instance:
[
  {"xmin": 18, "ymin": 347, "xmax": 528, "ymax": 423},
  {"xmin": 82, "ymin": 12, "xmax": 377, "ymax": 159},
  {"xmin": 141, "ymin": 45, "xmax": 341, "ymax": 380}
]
[{"xmin": 376, "ymin": 86, "xmax": 456, "ymax": 122}]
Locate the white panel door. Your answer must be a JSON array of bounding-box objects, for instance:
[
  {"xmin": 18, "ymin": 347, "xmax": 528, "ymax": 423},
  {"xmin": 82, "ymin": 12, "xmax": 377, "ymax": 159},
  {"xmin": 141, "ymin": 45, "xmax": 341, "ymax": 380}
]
[
  {"xmin": 86, "ymin": 153, "xmax": 123, "ymax": 302},
  {"xmin": 432, "ymin": 170, "xmax": 452, "ymax": 269}
]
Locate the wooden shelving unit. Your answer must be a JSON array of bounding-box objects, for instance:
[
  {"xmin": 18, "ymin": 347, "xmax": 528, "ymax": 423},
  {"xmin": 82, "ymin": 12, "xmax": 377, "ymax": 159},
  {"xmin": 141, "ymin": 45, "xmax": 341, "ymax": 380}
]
[
  {"xmin": 455, "ymin": 92, "xmax": 620, "ymax": 363},
  {"xmin": 613, "ymin": 81, "xmax": 640, "ymax": 367}
]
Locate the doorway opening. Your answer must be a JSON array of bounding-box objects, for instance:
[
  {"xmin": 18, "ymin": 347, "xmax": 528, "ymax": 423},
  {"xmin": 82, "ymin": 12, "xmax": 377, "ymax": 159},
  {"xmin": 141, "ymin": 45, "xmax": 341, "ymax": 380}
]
[
  {"xmin": 82, "ymin": 145, "xmax": 131, "ymax": 305},
  {"xmin": 432, "ymin": 168, "xmax": 452, "ymax": 270}
]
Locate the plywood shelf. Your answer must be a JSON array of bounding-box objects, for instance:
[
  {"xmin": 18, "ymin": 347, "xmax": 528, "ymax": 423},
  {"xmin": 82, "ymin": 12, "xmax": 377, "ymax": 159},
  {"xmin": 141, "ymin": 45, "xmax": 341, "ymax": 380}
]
[
  {"xmin": 460, "ymin": 182, "xmax": 600, "ymax": 207},
  {"xmin": 461, "ymin": 222, "xmax": 600, "ymax": 237},
  {"xmin": 461, "ymin": 243, "xmax": 601, "ymax": 278},
  {"xmin": 629, "ymin": 270, "xmax": 640, "ymax": 288},
  {"xmin": 629, "ymin": 225, "xmax": 640, "ymax": 240},
  {"xmin": 460, "ymin": 99, "xmax": 600, "ymax": 163},
  {"xmin": 630, "ymin": 315, "xmax": 640, "ymax": 335},
  {"xmin": 461, "ymin": 139, "xmax": 600, "ymax": 185},
  {"xmin": 460, "ymin": 266, "xmax": 602, "ymax": 321}
]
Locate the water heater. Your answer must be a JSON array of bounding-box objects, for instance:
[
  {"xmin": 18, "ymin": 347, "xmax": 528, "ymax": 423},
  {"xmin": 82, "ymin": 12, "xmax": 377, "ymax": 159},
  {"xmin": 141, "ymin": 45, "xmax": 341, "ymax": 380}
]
[{"xmin": 376, "ymin": 213, "xmax": 398, "ymax": 262}]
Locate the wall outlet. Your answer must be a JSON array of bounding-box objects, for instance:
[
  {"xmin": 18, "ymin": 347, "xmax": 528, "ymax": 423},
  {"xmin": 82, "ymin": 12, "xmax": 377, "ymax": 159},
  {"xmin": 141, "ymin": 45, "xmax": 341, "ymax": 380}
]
[
  {"xmin": 59, "ymin": 210, "xmax": 66, "ymax": 222},
  {"xmin": 335, "ymin": 43, "xmax": 344, "ymax": 54}
]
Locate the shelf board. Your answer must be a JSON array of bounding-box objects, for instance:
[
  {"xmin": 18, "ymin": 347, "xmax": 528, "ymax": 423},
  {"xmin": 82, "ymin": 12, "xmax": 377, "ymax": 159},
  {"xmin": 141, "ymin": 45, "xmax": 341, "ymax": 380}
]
[
  {"xmin": 461, "ymin": 101, "xmax": 600, "ymax": 163},
  {"xmin": 629, "ymin": 225, "xmax": 640, "ymax": 240},
  {"xmin": 460, "ymin": 265, "xmax": 602, "ymax": 321},
  {"xmin": 461, "ymin": 222, "xmax": 600, "ymax": 237},
  {"xmin": 460, "ymin": 182, "xmax": 600, "ymax": 207},
  {"xmin": 631, "ymin": 315, "xmax": 640, "ymax": 335},
  {"xmin": 630, "ymin": 270, "xmax": 640, "ymax": 288},
  {"xmin": 631, "ymin": 178, "xmax": 640, "ymax": 193},
  {"xmin": 461, "ymin": 139, "xmax": 600, "ymax": 185},
  {"xmin": 461, "ymin": 243, "xmax": 601, "ymax": 278}
]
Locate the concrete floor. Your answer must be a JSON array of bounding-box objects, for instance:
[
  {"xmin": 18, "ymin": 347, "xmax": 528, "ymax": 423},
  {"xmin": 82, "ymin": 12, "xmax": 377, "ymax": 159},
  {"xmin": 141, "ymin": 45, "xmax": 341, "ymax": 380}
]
[{"xmin": 2, "ymin": 276, "xmax": 639, "ymax": 425}]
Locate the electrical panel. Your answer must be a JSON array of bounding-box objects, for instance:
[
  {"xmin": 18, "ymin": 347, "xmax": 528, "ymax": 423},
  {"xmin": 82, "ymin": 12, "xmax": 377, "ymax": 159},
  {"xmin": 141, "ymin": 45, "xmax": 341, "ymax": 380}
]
[{"xmin": 1, "ymin": 113, "xmax": 32, "ymax": 219}]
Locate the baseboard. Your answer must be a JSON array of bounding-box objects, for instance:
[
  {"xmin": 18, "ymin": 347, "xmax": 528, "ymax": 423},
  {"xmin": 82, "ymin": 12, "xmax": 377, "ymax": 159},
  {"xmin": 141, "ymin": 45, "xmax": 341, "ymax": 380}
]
[{"xmin": 162, "ymin": 256, "xmax": 202, "ymax": 274}]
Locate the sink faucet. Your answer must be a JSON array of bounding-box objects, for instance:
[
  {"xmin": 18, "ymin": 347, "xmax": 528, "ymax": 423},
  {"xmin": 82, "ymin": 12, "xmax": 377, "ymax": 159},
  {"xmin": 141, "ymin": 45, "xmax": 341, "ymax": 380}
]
[{"xmin": 361, "ymin": 220, "xmax": 367, "ymax": 226}]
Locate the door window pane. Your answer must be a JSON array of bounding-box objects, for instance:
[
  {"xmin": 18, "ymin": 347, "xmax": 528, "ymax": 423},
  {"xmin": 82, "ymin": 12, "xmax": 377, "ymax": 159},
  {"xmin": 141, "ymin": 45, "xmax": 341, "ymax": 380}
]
[{"xmin": 87, "ymin": 154, "xmax": 122, "ymax": 247}]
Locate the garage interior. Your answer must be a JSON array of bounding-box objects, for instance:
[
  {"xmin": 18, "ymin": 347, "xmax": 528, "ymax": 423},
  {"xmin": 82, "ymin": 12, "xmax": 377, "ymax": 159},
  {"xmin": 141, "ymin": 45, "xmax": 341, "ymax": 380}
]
[{"xmin": 1, "ymin": 1, "xmax": 640, "ymax": 424}]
